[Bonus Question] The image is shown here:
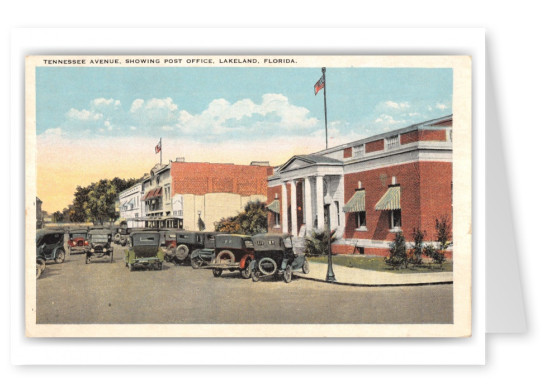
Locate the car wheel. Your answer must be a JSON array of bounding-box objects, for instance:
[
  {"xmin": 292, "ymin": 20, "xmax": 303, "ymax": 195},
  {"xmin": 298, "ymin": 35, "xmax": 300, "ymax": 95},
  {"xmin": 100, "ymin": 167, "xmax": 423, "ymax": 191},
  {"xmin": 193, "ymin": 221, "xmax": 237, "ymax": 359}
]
[
  {"xmin": 283, "ymin": 265, "xmax": 292, "ymax": 283},
  {"xmin": 157, "ymin": 262, "xmax": 163, "ymax": 271},
  {"xmin": 216, "ymin": 250, "xmax": 235, "ymax": 264},
  {"xmin": 54, "ymin": 249, "xmax": 65, "ymax": 264},
  {"xmin": 176, "ymin": 244, "xmax": 190, "ymax": 262},
  {"xmin": 240, "ymin": 259, "xmax": 252, "ymax": 279},
  {"xmin": 302, "ymin": 260, "xmax": 310, "ymax": 274},
  {"xmin": 212, "ymin": 269, "xmax": 223, "ymax": 278},
  {"xmin": 252, "ymin": 270, "xmax": 260, "ymax": 282}
]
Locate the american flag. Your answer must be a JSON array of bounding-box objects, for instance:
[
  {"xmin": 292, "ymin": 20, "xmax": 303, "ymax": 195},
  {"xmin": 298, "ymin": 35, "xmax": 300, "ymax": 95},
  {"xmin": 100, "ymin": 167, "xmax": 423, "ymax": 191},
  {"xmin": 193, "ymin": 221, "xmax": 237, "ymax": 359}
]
[
  {"xmin": 155, "ymin": 139, "xmax": 161, "ymax": 154},
  {"xmin": 314, "ymin": 74, "xmax": 325, "ymax": 95}
]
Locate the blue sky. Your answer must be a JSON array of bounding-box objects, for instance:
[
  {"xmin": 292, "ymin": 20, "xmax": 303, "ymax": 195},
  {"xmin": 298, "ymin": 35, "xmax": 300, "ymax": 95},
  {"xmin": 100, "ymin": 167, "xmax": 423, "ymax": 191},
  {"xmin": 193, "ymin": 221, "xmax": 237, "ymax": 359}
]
[{"xmin": 36, "ymin": 67, "xmax": 452, "ymax": 143}]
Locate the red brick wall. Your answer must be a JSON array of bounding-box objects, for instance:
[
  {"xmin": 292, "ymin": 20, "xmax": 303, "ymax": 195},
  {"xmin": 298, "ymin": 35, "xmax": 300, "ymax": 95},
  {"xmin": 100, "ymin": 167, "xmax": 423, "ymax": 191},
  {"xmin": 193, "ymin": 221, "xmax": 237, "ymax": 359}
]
[
  {"xmin": 401, "ymin": 129, "xmax": 447, "ymax": 144},
  {"xmin": 418, "ymin": 161, "xmax": 453, "ymax": 240},
  {"xmin": 171, "ymin": 162, "xmax": 272, "ymax": 196},
  {"xmin": 343, "ymin": 162, "xmax": 424, "ymax": 242},
  {"xmin": 343, "ymin": 147, "xmax": 352, "ymax": 158},
  {"xmin": 365, "ymin": 139, "xmax": 384, "ymax": 153},
  {"xmin": 400, "ymin": 131, "xmax": 419, "ymax": 144}
]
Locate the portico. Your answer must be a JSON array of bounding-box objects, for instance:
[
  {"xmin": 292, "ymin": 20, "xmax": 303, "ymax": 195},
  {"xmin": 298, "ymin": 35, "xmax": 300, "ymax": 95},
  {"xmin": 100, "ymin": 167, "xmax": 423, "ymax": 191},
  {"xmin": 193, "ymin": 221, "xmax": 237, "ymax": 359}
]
[{"xmin": 268, "ymin": 155, "xmax": 345, "ymax": 237}]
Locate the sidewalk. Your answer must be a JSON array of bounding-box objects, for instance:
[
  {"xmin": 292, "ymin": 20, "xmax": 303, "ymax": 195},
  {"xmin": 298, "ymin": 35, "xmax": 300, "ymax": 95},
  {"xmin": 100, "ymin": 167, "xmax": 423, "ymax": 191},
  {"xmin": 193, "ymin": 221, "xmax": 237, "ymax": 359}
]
[{"xmin": 296, "ymin": 261, "xmax": 453, "ymax": 286}]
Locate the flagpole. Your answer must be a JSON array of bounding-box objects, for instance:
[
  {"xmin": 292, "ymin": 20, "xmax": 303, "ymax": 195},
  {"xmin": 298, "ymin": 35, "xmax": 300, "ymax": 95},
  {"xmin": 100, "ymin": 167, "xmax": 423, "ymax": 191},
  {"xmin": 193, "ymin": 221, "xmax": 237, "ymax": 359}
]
[
  {"xmin": 322, "ymin": 67, "xmax": 328, "ymax": 150},
  {"xmin": 160, "ymin": 137, "xmax": 162, "ymax": 165}
]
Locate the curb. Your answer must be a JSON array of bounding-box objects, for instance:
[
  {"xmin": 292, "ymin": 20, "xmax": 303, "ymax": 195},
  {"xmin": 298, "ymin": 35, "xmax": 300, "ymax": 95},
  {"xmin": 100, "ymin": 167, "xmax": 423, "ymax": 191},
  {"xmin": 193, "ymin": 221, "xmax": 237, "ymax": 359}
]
[{"xmin": 295, "ymin": 274, "xmax": 453, "ymax": 288}]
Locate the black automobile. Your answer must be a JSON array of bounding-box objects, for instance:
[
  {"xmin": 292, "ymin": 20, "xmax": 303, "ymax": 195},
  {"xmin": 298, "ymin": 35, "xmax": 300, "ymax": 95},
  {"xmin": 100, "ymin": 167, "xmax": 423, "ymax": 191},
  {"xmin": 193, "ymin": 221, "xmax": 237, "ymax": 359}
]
[
  {"xmin": 190, "ymin": 234, "xmax": 254, "ymax": 279},
  {"xmin": 164, "ymin": 231, "xmax": 219, "ymax": 266},
  {"xmin": 251, "ymin": 233, "xmax": 309, "ymax": 283},
  {"xmin": 114, "ymin": 221, "xmax": 130, "ymax": 246},
  {"xmin": 36, "ymin": 229, "xmax": 66, "ymax": 265},
  {"xmin": 85, "ymin": 229, "xmax": 114, "ymax": 264}
]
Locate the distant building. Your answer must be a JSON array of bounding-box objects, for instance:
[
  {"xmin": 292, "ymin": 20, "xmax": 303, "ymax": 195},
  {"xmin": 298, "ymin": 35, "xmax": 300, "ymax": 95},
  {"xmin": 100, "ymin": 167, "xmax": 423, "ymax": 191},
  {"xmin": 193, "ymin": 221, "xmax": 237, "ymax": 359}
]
[
  {"xmin": 122, "ymin": 160, "xmax": 273, "ymax": 231},
  {"xmin": 118, "ymin": 180, "xmax": 146, "ymax": 228},
  {"xmin": 266, "ymin": 115, "xmax": 453, "ymax": 257}
]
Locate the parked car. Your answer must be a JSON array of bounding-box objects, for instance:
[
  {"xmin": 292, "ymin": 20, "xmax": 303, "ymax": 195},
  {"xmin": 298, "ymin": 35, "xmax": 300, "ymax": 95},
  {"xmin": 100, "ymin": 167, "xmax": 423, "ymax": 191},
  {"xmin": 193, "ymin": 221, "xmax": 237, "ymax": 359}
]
[
  {"xmin": 85, "ymin": 229, "xmax": 114, "ymax": 264},
  {"xmin": 251, "ymin": 233, "xmax": 309, "ymax": 283},
  {"xmin": 125, "ymin": 230, "xmax": 164, "ymax": 271},
  {"xmin": 68, "ymin": 227, "xmax": 89, "ymax": 255},
  {"xmin": 189, "ymin": 234, "xmax": 254, "ymax": 278},
  {"xmin": 114, "ymin": 221, "xmax": 130, "ymax": 246},
  {"xmin": 36, "ymin": 229, "xmax": 66, "ymax": 265},
  {"xmin": 164, "ymin": 230, "xmax": 219, "ymax": 266}
]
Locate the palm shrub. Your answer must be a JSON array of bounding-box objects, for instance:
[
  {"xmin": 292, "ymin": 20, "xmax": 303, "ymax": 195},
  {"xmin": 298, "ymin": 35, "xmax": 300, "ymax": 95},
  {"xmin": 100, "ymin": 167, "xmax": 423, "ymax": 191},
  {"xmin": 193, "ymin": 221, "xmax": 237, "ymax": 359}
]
[
  {"xmin": 423, "ymin": 215, "xmax": 452, "ymax": 269},
  {"xmin": 386, "ymin": 231, "xmax": 407, "ymax": 269},
  {"xmin": 305, "ymin": 229, "xmax": 336, "ymax": 256},
  {"xmin": 408, "ymin": 227, "xmax": 425, "ymax": 267}
]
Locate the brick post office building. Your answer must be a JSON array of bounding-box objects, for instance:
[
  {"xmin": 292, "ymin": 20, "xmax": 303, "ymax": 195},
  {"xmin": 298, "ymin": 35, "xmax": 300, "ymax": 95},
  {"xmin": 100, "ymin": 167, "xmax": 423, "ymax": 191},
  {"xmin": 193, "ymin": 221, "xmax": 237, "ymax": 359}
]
[{"xmin": 265, "ymin": 115, "xmax": 453, "ymax": 256}]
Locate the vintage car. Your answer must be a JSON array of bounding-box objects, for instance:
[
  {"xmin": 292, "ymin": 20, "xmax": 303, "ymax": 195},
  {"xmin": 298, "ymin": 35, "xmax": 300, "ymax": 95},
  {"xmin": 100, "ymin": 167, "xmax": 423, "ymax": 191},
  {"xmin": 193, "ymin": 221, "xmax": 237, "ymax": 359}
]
[
  {"xmin": 85, "ymin": 229, "xmax": 114, "ymax": 264},
  {"xmin": 36, "ymin": 229, "xmax": 66, "ymax": 266},
  {"xmin": 250, "ymin": 233, "xmax": 310, "ymax": 283},
  {"xmin": 125, "ymin": 230, "xmax": 164, "ymax": 271},
  {"xmin": 114, "ymin": 221, "xmax": 130, "ymax": 246},
  {"xmin": 189, "ymin": 234, "xmax": 254, "ymax": 278},
  {"xmin": 67, "ymin": 227, "xmax": 89, "ymax": 254},
  {"xmin": 164, "ymin": 231, "xmax": 219, "ymax": 266}
]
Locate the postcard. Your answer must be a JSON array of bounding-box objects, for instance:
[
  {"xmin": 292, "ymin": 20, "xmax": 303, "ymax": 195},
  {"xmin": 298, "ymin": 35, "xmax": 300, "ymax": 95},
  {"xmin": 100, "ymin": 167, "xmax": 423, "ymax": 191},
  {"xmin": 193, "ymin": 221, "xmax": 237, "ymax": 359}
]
[{"xmin": 25, "ymin": 55, "xmax": 471, "ymax": 337}]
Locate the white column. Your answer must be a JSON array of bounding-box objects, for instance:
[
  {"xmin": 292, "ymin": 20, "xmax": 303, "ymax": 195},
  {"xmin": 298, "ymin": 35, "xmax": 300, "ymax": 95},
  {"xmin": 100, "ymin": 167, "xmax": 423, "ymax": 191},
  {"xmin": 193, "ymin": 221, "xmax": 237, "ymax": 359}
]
[
  {"xmin": 281, "ymin": 182, "xmax": 288, "ymax": 233},
  {"xmin": 290, "ymin": 180, "xmax": 298, "ymax": 237},
  {"xmin": 304, "ymin": 177, "xmax": 313, "ymax": 233},
  {"xmin": 316, "ymin": 175, "xmax": 324, "ymax": 231}
]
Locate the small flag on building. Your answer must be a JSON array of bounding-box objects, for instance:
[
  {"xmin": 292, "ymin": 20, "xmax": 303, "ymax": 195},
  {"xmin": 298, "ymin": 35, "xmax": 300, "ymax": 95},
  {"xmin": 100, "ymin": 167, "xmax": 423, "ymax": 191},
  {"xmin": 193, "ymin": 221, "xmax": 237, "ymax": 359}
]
[
  {"xmin": 314, "ymin": 74, "xmax": 325, "ymax": 95},
  {"xmin": 155, "ymin": 139, "xmax": 161, "ymax": 154}
]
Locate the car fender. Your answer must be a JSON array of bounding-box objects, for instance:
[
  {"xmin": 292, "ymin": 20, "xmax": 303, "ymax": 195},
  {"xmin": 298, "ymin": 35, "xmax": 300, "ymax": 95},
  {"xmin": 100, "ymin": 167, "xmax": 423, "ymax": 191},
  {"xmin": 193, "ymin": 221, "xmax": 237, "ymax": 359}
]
[
  {"xmin": 281, "ymin": 259, "xmax": 289, "ymax": 269},
  {"xmin": 239, "ymin": 255, "xmax": 251, "ymax": 269}
]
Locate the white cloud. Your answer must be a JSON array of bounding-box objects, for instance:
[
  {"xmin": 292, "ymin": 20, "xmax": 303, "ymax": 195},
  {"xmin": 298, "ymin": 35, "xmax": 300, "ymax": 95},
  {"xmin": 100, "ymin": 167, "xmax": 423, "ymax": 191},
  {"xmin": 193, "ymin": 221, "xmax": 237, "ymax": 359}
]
[
  {"xmin": 130, "ymin": 99, "xmax": 144, "ymax": 113},
  {"xmin": 436, "ymin": 103, "xmax": 448, "ymax": 110},
  {"xmin": 92, "ymin": 98, "xmax": 121, "ymax": 109},
  {"xmin": 408, "ymin": 112, "xmax": 420, "ymax": 117},
  {"xmin": 176, "ymin": 93, "xmax": 318, "ymax": 135},
  {"xmin": 66, "ymin": 108, "xmax": 103, "ymax": 121},
  {"xmin": 385, "ymin": 100, "xmax": 410, "ymax": 109}
]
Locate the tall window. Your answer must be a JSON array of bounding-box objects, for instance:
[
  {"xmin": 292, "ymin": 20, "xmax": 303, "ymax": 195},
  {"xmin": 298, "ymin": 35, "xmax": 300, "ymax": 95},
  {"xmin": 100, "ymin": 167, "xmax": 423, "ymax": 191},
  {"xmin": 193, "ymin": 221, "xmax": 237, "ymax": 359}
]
[
  {"xmin": 274, "ymin": 212, "xmax": 280, "ymax": 227},
  {"xmin": 356, "ymin": 211, "xmax": 366, "ymax": 229},
  {"xmin": 390, "ymin": 209, "xmax": 402, "ymax": 229},
  {"xmin": 386, "ymin": 135, "xmax": 399, "ymax": 150}
]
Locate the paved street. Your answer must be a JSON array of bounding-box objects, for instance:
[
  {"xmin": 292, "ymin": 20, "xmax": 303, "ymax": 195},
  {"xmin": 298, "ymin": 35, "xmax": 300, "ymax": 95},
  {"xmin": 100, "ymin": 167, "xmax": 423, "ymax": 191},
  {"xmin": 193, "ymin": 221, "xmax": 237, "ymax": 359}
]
[{"xmin": 36, "ymin": 244, "xmax": 453, "ymax": 324}]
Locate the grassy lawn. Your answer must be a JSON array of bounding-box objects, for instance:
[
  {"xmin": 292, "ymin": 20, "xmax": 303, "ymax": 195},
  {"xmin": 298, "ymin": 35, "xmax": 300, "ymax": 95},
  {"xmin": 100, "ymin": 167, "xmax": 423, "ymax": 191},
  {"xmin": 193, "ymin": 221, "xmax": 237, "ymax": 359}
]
[{"xmin": 307, "ymin": 255, "xmax": 453, "ymax": 274}]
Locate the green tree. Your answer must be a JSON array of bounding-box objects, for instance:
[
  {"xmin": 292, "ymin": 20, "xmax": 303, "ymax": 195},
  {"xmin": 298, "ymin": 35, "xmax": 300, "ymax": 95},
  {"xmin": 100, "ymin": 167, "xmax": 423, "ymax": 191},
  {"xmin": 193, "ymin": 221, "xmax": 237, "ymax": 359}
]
[
  {"xmin": 214, "ymin": 200, "xmax": 268, "ymax": 235},
  {"xmin": 52, "ymin": 211, "xmax": 63, "ymax": 223},
  {"xmin": 386, "ymin": 231, "xmax": 407, "ymax": 269},
  {"xmin": 85, "ymin": 179, "xmax": 118, "ymax": 224}
]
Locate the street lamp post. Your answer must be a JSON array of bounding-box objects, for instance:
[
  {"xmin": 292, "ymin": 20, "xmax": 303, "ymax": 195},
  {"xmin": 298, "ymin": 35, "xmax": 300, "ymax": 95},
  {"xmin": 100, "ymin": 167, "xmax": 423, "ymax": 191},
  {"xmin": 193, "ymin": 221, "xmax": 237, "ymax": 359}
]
[{"xmin": 325, "ymin": 204, "xmax": 336, "ymax": 283}]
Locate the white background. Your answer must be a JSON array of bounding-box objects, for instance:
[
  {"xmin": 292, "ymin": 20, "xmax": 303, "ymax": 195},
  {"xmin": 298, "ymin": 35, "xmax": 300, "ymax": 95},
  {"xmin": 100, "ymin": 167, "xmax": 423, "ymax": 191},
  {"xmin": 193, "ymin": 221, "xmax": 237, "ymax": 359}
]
[{"xmin": 2, "ymin": 1, "xmax": 548, "ymax": 389}]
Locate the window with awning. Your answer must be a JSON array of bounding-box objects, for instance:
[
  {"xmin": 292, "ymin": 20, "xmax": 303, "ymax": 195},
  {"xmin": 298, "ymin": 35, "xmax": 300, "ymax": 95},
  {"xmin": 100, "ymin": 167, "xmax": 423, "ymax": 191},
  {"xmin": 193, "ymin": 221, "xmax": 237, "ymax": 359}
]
[
  {"xmin": 375, "ymin": 186, "xmax": 401, "ymax": 211},
  {"xmin": 267, "ymin": 199, "xmax": 280, "ymax": 214},
  {"xmin": 343, "ymin": 190, "xmax": 365, "ymax": 213}
]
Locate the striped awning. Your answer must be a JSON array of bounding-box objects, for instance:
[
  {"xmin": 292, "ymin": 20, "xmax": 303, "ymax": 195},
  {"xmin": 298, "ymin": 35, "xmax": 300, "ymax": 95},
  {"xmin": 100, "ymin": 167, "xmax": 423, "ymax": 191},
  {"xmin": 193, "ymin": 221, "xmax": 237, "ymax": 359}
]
[
  {"xmin": 267, "ymin": 199, "xmax": 280, "ymax": 214},
  {"xmin": 375, "ymin": 186, "xmax": 401, "ymax": 210},
  {"xmin": 343, "ymin": 190, "xmax": 365, "ymax": 213}
]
